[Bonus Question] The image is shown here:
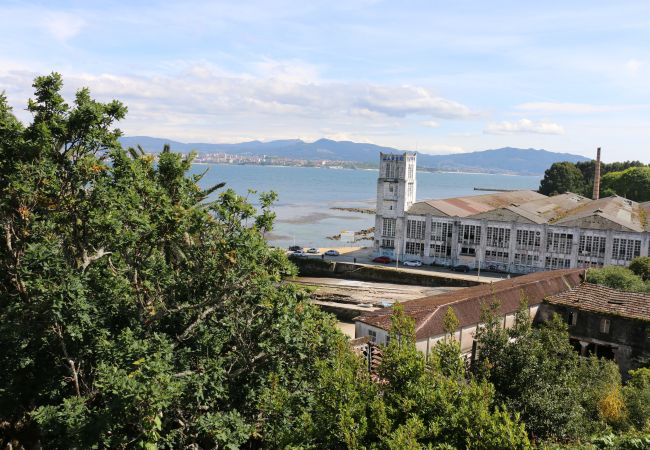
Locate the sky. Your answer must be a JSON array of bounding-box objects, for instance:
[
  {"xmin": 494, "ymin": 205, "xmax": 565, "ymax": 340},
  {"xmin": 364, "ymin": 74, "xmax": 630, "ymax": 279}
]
[{"xmin": 1, "ymin": 0, "xmax": 649, "ymax": 161}]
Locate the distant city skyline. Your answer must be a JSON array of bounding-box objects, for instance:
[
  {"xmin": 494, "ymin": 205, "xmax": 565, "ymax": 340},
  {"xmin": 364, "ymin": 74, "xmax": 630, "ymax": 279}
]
[{"xmin": 1, "ymin": 0, "xmax": 649, "ymax": 162}]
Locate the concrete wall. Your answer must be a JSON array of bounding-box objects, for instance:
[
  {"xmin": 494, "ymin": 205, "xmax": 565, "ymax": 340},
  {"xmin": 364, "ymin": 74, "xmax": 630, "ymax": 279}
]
[{"xmin": 291, "ymin": 257, "xmax": 480, "ymax": 287}]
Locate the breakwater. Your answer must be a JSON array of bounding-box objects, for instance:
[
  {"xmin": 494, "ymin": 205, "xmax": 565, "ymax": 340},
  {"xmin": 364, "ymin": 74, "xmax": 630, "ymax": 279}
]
[{"xmin": 291, "ymin": 258, "xmax": 481, "ymax": 288}]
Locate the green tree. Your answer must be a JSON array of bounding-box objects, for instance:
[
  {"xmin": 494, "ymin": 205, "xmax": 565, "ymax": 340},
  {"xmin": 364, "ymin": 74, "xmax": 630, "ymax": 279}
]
[
  {"xmin": 586, "ymin": 266, "xmax": 649, "ymax": 292},
  {"xmin": 601, "ymin": 166, "xmax": 650, "ymax": 202},
  {"xmin": 629, "ymin": 257, "xmax": 650, "ymax": 281},
  {"xmin": 0, "ymin": 74, "xmax": 345, "ymax": 448},
  {"xmin": 539, "ymin": 162, "xmax": 588, "ymax": 196}
]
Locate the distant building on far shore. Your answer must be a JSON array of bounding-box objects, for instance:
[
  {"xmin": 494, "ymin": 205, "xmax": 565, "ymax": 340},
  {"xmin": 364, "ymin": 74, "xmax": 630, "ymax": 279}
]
[{"xmin": 373, "ymin": 150, "xmax": 650, "ymax": 274}]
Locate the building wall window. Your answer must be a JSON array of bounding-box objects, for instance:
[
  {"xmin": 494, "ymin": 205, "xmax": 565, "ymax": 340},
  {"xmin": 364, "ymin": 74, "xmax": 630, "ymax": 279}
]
[
  {"xmin": 599, "ymin": 318, "xmax": 611, "ymax": 334},
  {"xmin": 547, "ymin": 232, "xmax": 574, "ymax": 254},
  {"xmin": 545, "ymin": 256, "xmax": 571, "ymax": 269},
  {"xmin": 612, "ymin": 238, "xmax": 641, "ymax": 261},
  {"xmin": 516, "ymin": 229, "xmax": 541, "ymax": 249},
  {"xmin": 368, "ymin": 329, "xmax": 377, "ymax": 342},
  {"xmin": 406, "ymin": 219, "xmax": 425, "ymax": 240},
  {"xmin": 382, "ymin": 218, "xmax": 396, "ymax": 237},
  {"xmin": 459, "ymin": 224, "xmax": 482, "ymax": 244},
  {"xmin": 384, "ymin": 162, "xmax": 396, "ymax": 179},
  {"xmin": 407, "ymin": 183, "xmax": 414, "ymax": 202},
  {"xmin": 514, "ymin": 253, "xmax": 539, "ymax": 266},
  {"xmin": 485, "ymin": 250, "xmax": 509, "ymax": 262},
  {"xmin": 381, "ymin": 239, "xmax": 394, "ymax": 248},
  {"xmin": 579, "ymin": 235, "xmax": 607, "ymax": 257},
  {"xmin": 407, "ymin": 163, "xmax": 414, "ymax": 179},
  {"xmin": 429, "ymin": 243, "xmax": 450, "ymax": 257},
  {"xmin": 431, "ymin": 221, "xmax": 451, "ymax": 241},
  {"xmin": 486, "ymin": 226, "xmax": 510, "ymax": 248},
  {"xmin": 405, "ymin": 241, "xmax": 424, "ymax": 256}
]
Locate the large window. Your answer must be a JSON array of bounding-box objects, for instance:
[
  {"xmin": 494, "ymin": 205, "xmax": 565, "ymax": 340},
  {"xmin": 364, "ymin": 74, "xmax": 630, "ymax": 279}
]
[
  {"xmin": 405, "ymin": 241, "xmax": 424, "ymax": 256},
  {"xmin": 612, "ymin": 238, "xmax": 641, "ymax": 261},
  {"xmin": 459, "ymin": 224, "xmax": 481, "ymax": 244},
  {"xmin": 430, "ymin": 221, "xmax": 451, "ymax": 241},
  {"xmin": 547, "ymin": 232, "xmax": 574, "ymax": 254},
  {"xmin": 381, "ymin": 239, "xmax": 394, "ymax": 248},
  {"xmin": 514, "ymin": 253, "xmax": 539, "ymax": 266},
  {"xmin": 382, "ymin": 218, "xmax": 396, "ymax": 237},
  {"xmin": 407, "ymin": 163, "xmax": 414, "ymax": 179},
  {"xmin": 516, "ymin": 229, "xmax": 541, "ymax": 249},
  {"xmin": 406, "ymin": 219, "xmax": 425, "ymax": 240},
  {"xmin": 545, "ymin": 256, "xmax": 571, "ymax": 269},
  {"xmin": 486, "ymin": 226, "xmax": 510, "ymax": 248},
  {"xmin": 430, "ymin": 243, "xmax": 450, "ymax": 257},
  {"xmin": 384, "ymin": 162, "xmax": 397, "ymax": 179},
  {"xmin": 579, "ymin": 235, "xmax": 606, "ymax": 257},
  {"xmin": 485, "ymin": 249, "xmax": 509, "ymax": 262}
]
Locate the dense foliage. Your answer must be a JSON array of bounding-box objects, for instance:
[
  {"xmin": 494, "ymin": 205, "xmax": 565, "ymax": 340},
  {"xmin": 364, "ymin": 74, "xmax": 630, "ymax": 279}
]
[
  {"xmin": 0, "ymin": 74, "xmax": 348, "ymax": 448},
  {"xmin": 474, "ymin": 298, "xmax": 650, "ymax": 446},
  {"xmin": 2, "ymin": 74, "xmax": 649, "ymax": 449},
  {"xmin": 538, "ymin": 159, "xmax": 649, "ymax": 198},
  {"xmin": 586, "ymin": 264, "xmax": 650, "ymax": 293}
]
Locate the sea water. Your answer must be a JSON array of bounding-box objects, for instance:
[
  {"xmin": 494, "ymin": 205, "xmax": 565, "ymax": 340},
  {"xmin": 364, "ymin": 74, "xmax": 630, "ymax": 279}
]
[{"xmin": 190, "ymin": 164, "xmax": 541, "ymax": 249}]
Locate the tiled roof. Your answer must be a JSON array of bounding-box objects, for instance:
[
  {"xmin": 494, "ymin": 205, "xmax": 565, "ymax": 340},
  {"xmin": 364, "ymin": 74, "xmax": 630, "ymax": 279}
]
[
  {"xmin": 545, "ymin": 283, "xmax": 650, "ymax": 322},
  {"xmin": 355, "ymin": 269, "xmax": 585, "ymax": 340}
]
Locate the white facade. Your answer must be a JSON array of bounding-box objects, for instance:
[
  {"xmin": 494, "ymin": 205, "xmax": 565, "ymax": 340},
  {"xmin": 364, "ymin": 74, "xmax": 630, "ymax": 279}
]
[{"xmin": 373, "ymin": 154, "xmax": 650, "ymax": 274}]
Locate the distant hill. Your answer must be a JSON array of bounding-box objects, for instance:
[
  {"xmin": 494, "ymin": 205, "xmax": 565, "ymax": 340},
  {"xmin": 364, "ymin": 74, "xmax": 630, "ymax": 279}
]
[{"xmin": 119, "ymin": 136, "xmax": 589, "ymax": 176}]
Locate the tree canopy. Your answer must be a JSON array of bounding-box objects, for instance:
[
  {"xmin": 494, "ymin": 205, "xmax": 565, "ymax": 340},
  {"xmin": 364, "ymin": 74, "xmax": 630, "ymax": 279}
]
[{"xmin": 538, "ymin": 162, "xmax": 588, "ymax": 196}]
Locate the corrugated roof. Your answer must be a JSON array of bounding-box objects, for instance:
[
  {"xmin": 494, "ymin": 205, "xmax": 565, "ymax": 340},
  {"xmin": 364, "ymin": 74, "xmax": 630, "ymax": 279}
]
[
  {"xmin": 409, "ymin": 190, "xmax": 545, "ymax": 218},
  {"xmin": 407, "ymin": 190, "xmax": 648, "ymax": 232},
  {"xmin": 545, "ymin": 283, "xmax": 650, "ymax": 322},
  {"xmin": 355, "ymin": 269, "xmax": 585, "ymax": 340}
]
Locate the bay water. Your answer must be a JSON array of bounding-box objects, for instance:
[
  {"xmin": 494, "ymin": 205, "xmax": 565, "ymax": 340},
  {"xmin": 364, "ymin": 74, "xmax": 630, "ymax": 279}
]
[{"xmin": 190, "ymin": 164, "xmax": 541, "ymax": 249}]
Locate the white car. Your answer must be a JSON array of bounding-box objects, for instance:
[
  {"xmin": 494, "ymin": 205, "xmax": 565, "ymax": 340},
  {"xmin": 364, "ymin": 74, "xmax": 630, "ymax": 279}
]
[
  {"xmin": 324, "ymin": 249, "xmax": 340, "ymax": 256},
  {"xmin": 306, "ymin": 248, "xmax": 319, "ymax": 254},
  {"xmin": 291, "ymin": 250, "xmax": 308, "ymax": 257},
  {"xmin": 403, "ymin": 260, "xmax": 422, "ymax": 267}
]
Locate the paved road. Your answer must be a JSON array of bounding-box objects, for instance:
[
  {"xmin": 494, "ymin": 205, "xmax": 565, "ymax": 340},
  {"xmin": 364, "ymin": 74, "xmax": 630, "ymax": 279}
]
[{"xmin": 287, "ymin": 246, "xmax": 507, "ymax": 284}]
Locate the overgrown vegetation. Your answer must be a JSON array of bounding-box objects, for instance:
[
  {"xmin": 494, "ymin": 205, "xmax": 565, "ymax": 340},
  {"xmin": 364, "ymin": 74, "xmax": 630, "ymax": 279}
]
[
  {"xmin": 539, "ymin": 159, "xmax": 650, "ymax": 200},
  {"xmin": 2, "ymin": 74, "xmax": 650, "ymax": 448},
  {"xmin": 586, "ymin": 261, "xmax": 650, "ymax": 293}
]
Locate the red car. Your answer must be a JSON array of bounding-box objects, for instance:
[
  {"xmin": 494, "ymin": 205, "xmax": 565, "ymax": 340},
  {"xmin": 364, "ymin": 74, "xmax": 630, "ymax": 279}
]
[{"xmin": 372, "ymin": 256, "xmax": 392, "ymax": 264}]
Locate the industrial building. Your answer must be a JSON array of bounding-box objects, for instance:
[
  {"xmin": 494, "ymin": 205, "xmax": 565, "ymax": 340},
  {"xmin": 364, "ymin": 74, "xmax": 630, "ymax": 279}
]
[{"xmin": 373, "ymin": 150, "xmax": 650, "ymax": 274}]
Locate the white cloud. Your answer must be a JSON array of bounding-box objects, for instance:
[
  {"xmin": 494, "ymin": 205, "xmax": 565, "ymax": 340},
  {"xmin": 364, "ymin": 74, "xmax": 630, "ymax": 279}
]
[
  {"xmin": 44, "ymin": 11, "xmax": 86, "ymax": 41},
  {"xmin": 625, "ymin": 59, "xmax": 643, "ymax": 75},
  {"xmin": 516, "ymin": 102, "xmax": 619, "ymax": 114},
  {"xmin": 484, "ymin": 118, "xmax": 564, "ymax": 135},
  {"xmin": 417, "ymin": 144, "xmax": 465, "ymax": 154},
  {"xmin": 0, "ymin": 63, "xmax": 474, "ymax": 143},
  {"xmin": 421, "ymin": 120, "xmax": 440, "ymax": 128}
]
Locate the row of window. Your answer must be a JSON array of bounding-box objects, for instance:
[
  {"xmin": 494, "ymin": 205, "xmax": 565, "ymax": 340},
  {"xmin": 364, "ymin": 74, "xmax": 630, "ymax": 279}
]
[
  {"xmin": 579, "ymin": 235, "xmax": 606, "ymax": 257},
  {"xmin": 405, "ymin": 241, "xmax": 425, "ymax": 256},
  {"xmin": 486, "ymin": 227, "xmax": 511, "ymax": 248},
  {"xmin": 516, "ymin": 229, "xmax": 541, "ymax": 248},
  {"xmin": 406, "ymin": 219, "xmax": 426, "ymax": 240},
  {"xmin": 612, "ymin": 238, "xmax": 641, "ymax": 261}
]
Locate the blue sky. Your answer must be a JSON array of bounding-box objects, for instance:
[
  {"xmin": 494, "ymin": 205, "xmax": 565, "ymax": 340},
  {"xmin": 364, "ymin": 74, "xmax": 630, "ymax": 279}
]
[{"xmin": 1, "ymin": 0, "xmax": 649, "ymax": 161}]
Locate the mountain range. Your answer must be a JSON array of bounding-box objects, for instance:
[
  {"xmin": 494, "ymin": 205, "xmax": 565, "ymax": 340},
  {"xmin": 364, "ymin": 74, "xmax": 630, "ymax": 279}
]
[{"xmin": 119, "ymin": 136, "xmax": 590, "ymax": 176}]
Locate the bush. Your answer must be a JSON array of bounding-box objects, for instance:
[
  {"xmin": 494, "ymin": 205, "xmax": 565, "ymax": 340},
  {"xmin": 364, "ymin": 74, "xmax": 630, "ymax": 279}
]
[{"xmin": 586, "ymin": 266, "xmax": 648, "ymax": 292}]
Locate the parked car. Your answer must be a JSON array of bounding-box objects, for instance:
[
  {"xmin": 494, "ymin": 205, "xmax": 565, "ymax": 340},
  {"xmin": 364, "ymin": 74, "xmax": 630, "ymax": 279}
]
[
  {"xmin": 307, "ymin": 248, "xmax": 319, "ymax": 254},
  {"xmin": 403, "ymin": 260, "xmax": 422, "ymax": 267},
  {"xmin": 451, "ymin": 264, "xmax": 471, "ymax": 273},
  {"xmin": 291, "ymin": 250, "xmax": 308, "ymax": 257},
  {"xmin": 324, "ymin": 249, "xmax": 340, "ymax": 256},
  {"xmin": 288, "ymin": 245, "xmax": 302, "ymax": 251},
  {"xmin": 358, "ymin": 303, "xmax": 374, "ymax": 308},
  {"xmin": 372, "ymin": 256, "xmax": 392, "ymax": 264}
]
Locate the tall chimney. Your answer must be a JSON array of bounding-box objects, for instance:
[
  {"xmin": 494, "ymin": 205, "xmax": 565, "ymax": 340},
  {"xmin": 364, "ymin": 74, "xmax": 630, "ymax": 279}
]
[{"xmin": 592, "ymin": 147, "xmax": 601, "ymax": 200}]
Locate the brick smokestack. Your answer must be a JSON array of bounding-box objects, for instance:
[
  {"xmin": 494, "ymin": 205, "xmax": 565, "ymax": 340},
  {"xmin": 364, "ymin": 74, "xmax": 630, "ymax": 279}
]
[{"xmin": 592, "ymin": 147, "xmax": 601, "ymax": 200}]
